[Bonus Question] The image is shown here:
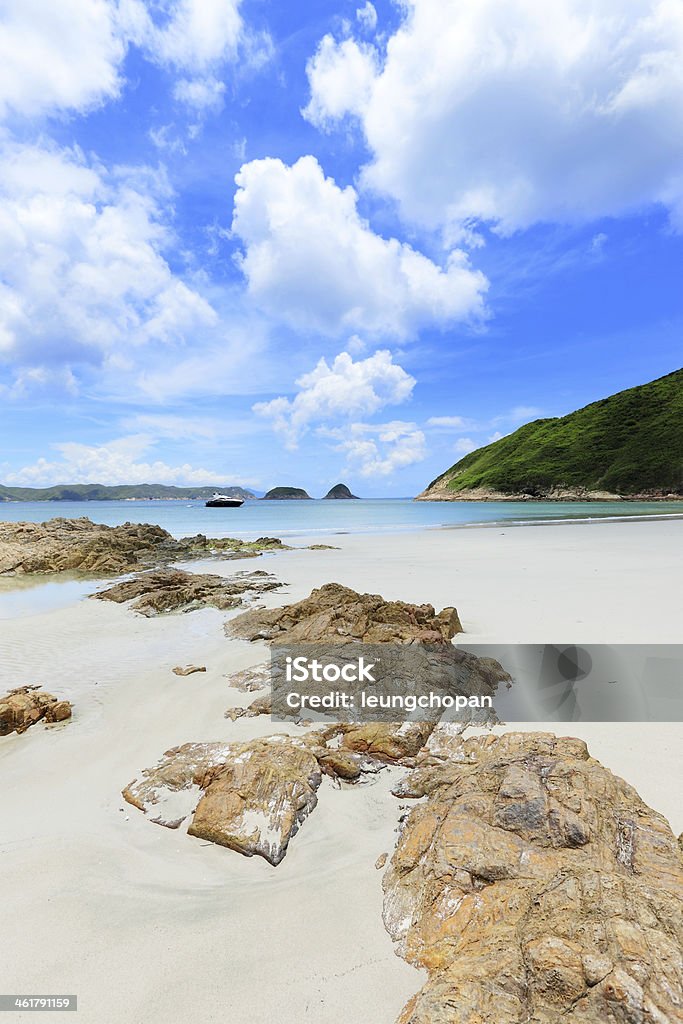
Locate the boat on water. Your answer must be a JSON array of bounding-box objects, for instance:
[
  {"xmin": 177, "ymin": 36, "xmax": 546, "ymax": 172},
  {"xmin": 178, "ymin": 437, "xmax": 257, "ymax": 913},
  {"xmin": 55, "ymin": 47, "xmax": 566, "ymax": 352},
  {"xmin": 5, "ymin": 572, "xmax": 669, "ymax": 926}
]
[{"xmin": 205, "ymin": 492, "xmax": 244, "ymax": 508}]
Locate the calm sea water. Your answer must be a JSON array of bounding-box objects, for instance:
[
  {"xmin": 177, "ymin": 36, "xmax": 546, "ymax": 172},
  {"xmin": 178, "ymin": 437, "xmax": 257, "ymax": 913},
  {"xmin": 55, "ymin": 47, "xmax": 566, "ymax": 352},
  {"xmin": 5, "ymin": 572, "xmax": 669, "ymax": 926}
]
[{"xmin": 1, "ymin": 498, "xmax": 682, "ymax": 540}]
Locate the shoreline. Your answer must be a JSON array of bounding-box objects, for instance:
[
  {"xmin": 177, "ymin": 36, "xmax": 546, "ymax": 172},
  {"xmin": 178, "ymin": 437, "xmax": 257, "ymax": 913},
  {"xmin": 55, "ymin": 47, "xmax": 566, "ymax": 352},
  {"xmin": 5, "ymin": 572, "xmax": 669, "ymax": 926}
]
[{"xmin": 1, "ymin": 515, "xmax": 681, "ymax": 1023}]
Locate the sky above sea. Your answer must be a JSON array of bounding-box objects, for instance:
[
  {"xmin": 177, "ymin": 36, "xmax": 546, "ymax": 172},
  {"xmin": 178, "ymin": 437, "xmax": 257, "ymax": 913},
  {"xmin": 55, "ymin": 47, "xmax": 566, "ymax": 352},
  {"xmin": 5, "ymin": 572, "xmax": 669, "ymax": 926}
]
[{"xmin": 0, "ymin": 0, "xmax": 681, "ymax": 497}]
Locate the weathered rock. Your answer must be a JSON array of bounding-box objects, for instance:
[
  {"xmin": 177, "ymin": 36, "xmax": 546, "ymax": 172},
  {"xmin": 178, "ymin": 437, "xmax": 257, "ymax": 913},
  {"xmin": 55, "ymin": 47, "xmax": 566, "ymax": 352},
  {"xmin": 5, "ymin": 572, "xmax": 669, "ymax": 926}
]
[
  {"xmin": 383, "ymin": 732, "xmax": 683, "ymax": 1024},
  {"xmin": 0, "ymin": 517, "xmax": 290, "ymax": 576},
  {"xmin": 225, "ymin": 694, "xmax": 272, "ymax": 721},
  {"xmin": 375, "ymin": 852, "xmax": 388, "ymax": 870},
  {"xmin": 172, "ymin": 665, "xmax": 206, "ymax": 676},
  {"xmin": 123, "ymin": 736, "xmax": 321, "ymax": 865},
  {"xmin": 337, "ymin": 722, "xmax": 436, "ymax": 763},
  {"xmin": 226, "ymin": 662, "xmax": 270, "ymax": 692},
  {"xmin": 122, "ymin": 741, "xmax": 234, "ymax": 827},
  {"xmin": 188, "ymin": 738, "xmax": 321, "ymax": 865},
  {"xmin": 92, "ymin": 567, "xmax": 284, "ymax": 616},
  {"xmin": 226, "ymin": 582, "xmax": 462, "ymax": 643},
  {"xmin": 0, "ymin": 686, "xmax": 72, "ymax": 735}
]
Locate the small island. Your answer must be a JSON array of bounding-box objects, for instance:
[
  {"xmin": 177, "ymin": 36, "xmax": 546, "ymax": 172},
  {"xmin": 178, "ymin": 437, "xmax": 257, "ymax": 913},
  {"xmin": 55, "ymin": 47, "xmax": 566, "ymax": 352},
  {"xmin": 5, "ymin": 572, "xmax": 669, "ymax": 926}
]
[
  {"xmin": 262, "ymin": 486, "xmax": 312, "ymax": 500},
  {"xmin": 322, "ymin": 483, "xmax": 359, "ymax": 499}
]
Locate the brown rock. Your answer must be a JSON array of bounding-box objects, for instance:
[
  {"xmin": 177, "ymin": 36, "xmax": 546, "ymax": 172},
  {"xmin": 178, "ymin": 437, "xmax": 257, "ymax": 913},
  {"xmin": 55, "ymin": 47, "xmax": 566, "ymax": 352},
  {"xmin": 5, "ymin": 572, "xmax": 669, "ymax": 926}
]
[
  {"xmin": 0, "ymin": 517, "xmax": 289, "ymax": 576},
  {"xmin": 382, "ymin": 731, "xmax": 683, "ymax": 1023},
  {"xmin": 338, "ymin": 722, "xmax": 436, "ymax": 763},
  {"xmin": 188, "ymin": 737, "xmax": 321, "ymax": 865},
  {"xmin": 226, "ymin": 662, "xmax": 270, "ymax": 692},
  {"xmin": 375, "ymin": 852, "xmax": 388, "ymax": 870},
  {"xmin": 123, "ymin": 736, "xmax": 321, "ymax": 865},
  {"xmin": 172, "ymin": 665, "xmax": 207, "ymax": 676},
  {"xmin": 225, "ymin": 582, "xmax": 462, "ymax": 644},
  {"xmin": 93, "ymin": 567, "xmax": 284, "ymax": 616},
  {"xmin": 225, "ymin": 694, "xmax": 272, "ymax": 721},
  {"xmin": 0, "ymin": 686, "xmax": 72, "ymax": 735}
]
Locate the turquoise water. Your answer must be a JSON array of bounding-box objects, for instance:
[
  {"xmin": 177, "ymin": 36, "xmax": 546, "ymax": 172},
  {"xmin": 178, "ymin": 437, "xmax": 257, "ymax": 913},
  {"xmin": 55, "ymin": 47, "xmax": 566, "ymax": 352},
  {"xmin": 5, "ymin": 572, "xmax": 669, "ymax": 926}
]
[{"xmin": 1, "ymin": 498, "xmax": 681, "ymax": 540}]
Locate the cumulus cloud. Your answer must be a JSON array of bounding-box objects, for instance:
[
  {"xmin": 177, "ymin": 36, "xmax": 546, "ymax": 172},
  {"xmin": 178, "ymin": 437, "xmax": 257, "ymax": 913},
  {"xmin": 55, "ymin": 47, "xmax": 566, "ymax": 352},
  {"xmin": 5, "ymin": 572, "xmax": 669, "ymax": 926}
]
[
  {"xmin": 0, "ymin": 139, "xmax": 216, "ymax": 367},
  {"xmin": 303, "ymin": 36, "xmax": 378, "ymax": 130},
  {"xmin": 356, "ymin": 2, "xmax": 377, "ymax": 32},
  {"xmin": 306, "ymin": 0, "xmax": 683, "ymax": 232},
  {"xmin": 333, "ymin": 421, "xmax": 427, "ymax": 476},
  {"xmin": 4, "ymin": 435, "xmax": 227, "ymax": 486},
  {"xmin": 121, "ymin": 0, "xmax": 243, "ymax": 72},
  {"xmin": 0, "ymin": 0, "xmax": 125, "ymax": 119},
  {"xmin": 253, "ymin": 349, "xmax": 415, "ymax": 447},
  {"xmin": 232, "ymin": 155, "xmax": 487, "ymax": 337},
  {"xmin": 0, "ymin": 0, "xmax": 262, "ymax": 121}
]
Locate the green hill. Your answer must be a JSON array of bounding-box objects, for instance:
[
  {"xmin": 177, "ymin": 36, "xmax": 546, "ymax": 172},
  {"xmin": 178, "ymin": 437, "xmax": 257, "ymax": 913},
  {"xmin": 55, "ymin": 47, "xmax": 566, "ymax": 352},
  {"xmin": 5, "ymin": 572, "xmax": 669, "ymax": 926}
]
[
  {"xmin": 418, "ymin": 369, "xmax": 683, "ymax": 501},
  {"xmin": 0, "ymin": 484, "xmax": 256, "ymax": 502}
]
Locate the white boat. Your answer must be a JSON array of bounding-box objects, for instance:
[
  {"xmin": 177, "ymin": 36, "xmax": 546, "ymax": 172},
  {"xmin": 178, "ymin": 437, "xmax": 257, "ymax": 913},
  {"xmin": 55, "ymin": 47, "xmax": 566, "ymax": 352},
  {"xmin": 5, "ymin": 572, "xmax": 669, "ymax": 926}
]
[{"xmin": 205, "ymin": 492, "xmax": 244, "ymax": 508}]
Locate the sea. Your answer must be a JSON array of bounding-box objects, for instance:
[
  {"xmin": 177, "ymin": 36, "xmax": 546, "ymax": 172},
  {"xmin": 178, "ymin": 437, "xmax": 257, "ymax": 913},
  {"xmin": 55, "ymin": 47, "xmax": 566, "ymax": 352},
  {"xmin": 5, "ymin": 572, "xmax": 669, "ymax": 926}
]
[{"xmin": 1, "ymin": 497, "xmax": 682, "ymax": 540}]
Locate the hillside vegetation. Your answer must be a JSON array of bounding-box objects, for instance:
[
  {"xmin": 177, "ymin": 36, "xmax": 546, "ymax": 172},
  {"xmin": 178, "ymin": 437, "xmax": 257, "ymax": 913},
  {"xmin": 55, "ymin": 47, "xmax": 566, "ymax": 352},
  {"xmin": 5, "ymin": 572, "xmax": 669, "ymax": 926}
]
[
  {"xmin": 0, "ymin": 484, "xmax": 256, "ymax": 502},
  {"xmin": 419, "ymin": 369, "xmax": 683, "ymax": 500}
]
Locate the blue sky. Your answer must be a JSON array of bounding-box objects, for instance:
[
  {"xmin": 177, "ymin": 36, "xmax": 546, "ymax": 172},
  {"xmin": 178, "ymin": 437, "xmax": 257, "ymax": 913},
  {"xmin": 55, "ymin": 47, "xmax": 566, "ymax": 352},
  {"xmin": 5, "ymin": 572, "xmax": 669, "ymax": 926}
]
[{"xmin": 0, "ymin": 0, "xmax": 681, "ymax": 496}]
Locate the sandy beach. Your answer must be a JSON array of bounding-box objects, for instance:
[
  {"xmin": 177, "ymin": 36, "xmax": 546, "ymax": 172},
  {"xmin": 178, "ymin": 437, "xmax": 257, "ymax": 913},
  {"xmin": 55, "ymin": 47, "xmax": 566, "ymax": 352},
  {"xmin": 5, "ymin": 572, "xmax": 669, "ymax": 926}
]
[{"xmin": 1, "ymin": 516, "xmax": 682, "ymax": 1023}]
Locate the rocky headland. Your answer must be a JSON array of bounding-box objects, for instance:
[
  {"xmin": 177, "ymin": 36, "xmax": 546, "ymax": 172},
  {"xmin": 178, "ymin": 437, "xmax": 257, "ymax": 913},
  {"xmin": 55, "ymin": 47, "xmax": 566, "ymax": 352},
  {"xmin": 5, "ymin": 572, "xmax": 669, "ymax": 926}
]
[{"xmin": 0, "ymin": 517, "xmax": 288, "ymax": 576}]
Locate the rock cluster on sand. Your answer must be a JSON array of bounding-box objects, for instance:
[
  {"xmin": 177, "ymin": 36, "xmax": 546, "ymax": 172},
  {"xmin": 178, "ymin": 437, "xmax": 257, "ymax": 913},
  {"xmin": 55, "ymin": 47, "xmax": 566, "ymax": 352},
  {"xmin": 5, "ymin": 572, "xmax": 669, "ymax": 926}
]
[
  {"xmin": 225, "ymin": 582, "xmax": 462, "ymax": 643},
  {"xmin": 92, "ymin": 567, "xmax": 284, "ymax": 616},
  {"xmin": 383, "ymin": 731, "xmax": 683, "ymax": 1024},
  {"xmin": 123, "ymin": 722, "xmax": 467, "ymax": 859},
  {"xmin": 123, "ymin": 736, "xmax": 323, "ymax": 866},
  {"xmin": 0, "ymin": 517, "xmax": 289, "ymax": 576},
  {"xmin": 0, "ymin": 686, "xmax": 72, "ymax": 736}
]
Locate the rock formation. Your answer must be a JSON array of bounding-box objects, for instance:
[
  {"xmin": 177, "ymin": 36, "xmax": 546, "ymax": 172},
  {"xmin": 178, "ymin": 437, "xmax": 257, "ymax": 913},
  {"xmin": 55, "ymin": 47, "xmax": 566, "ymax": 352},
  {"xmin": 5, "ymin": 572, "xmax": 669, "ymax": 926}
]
[
  {"xmin": 0, "ymin": 686, "xmax": 72, "ymax": 735},
  {"xmin": 225, "ymin": 582, "xmax": 462, "ymax": 643},
  {"xmin": 262, "ymin": 486, "xmax": 312, "ymax": 500},
  {"xmin": 172, "ymin": 665, "xmax": 206, "ymax": 676},
  {"xmin": 123, "ymin": 735, "xmax": 322, "ymax": 866},
  {"xmin": 0, "ymin": 517, "xmax": 288, "ymax": 576},
  {"xmin": 92, "ymin": 567, "xmax": 284, "ymax": 616},
  {"xmin": 383, "ymin": 731, "xmax": 683, "ymax": 1024},
  {"xmin": 323, "ymin": 483, "xmax": 359, "ymax": 499}
]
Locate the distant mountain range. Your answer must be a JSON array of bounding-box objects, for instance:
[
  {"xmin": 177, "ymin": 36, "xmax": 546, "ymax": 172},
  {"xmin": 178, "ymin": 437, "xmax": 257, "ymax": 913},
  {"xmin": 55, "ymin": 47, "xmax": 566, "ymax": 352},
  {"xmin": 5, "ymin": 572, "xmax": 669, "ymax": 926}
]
[
  {"xmin": 0, "ymin": 484, "xmax": 257, "ymax": 502},
  {"xmin": 418, "ymin": 368, "xmax": 683, "ymax": 501}
]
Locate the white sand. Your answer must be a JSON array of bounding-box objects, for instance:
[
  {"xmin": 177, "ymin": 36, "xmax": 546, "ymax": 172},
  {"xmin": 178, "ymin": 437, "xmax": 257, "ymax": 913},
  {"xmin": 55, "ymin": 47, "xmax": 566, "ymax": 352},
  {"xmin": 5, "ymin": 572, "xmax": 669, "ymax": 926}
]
[{"xmin": 0, "ymin": 516, "xmax": 681, "ymax": 1023}]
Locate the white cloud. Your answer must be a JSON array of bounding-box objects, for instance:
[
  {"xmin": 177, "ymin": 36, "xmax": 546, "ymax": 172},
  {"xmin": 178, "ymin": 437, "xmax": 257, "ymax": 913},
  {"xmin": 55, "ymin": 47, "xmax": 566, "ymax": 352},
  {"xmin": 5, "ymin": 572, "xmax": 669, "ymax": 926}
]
[
  {"xmin": 306, "ymin": 0, "xmax": 683, "ymax": 233},
  {"xmin": 121, "ymin": 0, "xmax": 243, "ymax": 72},
  {"xmin": 427, "ymin": 415, "xmax": 470, "ymax": 429},
  {"xmin": 172, "ymin": 76, "xmax": 225, "ymax": 111},
  {"xmin": 0, "ymin": 0, "xmax": 261, "ymax": 122},
  {"xmin": 333, "ymin": 421, "xmax": 427, "ymax": 476},
  {"xmin": 303, "ymin": 36, "xmax": 379, "ymax": 130},
  {"xmin": 453, "ymin": 437, "xmax": 477, "ymax": 455},
  {"xmin": 253, "ymin": 349, "xmax": 415, "ymax": 447},
  {"xmin": 0, "ymin": 0, "xmax": 125, "ymax": 119},
  {"xmin": 0, "ymin": 139, "xmax": 216, "ymax": 366},
  {"xmin": 356, "ymin": 2, "xmax": 377, "ymax": 32},
  {"xmin": 232, "ymin": 155, "xmax": 487, "ymax": 338},
  {"xmin": 5, "ymin": 435, "xmax": 229, "ymax": 486}
]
